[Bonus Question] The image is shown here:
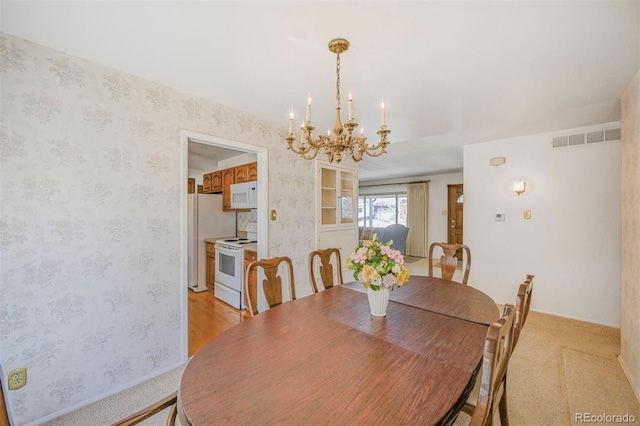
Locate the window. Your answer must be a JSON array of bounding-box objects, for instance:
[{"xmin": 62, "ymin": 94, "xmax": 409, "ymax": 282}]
[{"xmin": 358, "ymin": 193, "xmax": 407, "ymax": 227}]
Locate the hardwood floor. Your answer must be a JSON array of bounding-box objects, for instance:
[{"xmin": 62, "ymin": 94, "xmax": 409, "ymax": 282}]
[{"xmin": 188, "ymin": 289, "xmax": 249, "ymax": 357}]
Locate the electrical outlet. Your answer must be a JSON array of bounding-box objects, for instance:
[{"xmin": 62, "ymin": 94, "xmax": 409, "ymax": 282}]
[{"xmin": 8, "ymin": 368, "xmax": 27, "ymax": 390}]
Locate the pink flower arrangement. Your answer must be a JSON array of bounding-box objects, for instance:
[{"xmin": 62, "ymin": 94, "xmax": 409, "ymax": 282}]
[{"xmin": 346, "ymin": 235, "xmax": 410, "ymax": 291}]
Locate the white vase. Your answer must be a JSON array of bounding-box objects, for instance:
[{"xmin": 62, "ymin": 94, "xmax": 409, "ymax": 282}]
[{"xmin": 367, "ymin": 287, "xmax": 390, "ymax": 317}]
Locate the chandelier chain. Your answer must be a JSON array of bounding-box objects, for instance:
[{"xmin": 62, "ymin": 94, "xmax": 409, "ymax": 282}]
[{"xmin": 336, "ymin": 53, "xmax": 341, "ymax": 108}]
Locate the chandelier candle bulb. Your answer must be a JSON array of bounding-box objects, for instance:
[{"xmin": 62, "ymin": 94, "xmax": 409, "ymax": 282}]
[
  {"xmin": 306, "ymin": 94, "xmax": 312, "ymax": 123},
  {"xmin": 348, "ymin": 92, "xmax": 353, "ymax": 120},
  {"xmin": 380, "ymin": 98, "xmax": 386, "ymax": 127},
  {"xmin": 288, "ymin": 108, "xmax": 294, "ymax": 134}
]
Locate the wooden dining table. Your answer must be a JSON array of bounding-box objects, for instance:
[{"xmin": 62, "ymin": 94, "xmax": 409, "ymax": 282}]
[{"xmin": 178, "ymin": 275, "xmax": 500, "ymax": 425}]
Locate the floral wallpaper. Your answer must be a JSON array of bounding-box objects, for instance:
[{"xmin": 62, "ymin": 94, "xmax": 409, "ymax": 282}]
[
  {"xmin": 0, "ymin": 33, "xmax": 320, "ymax": 424},
  {"xmin": 621, "ymin": 69, "xmax": 640, "ymax": 398}
]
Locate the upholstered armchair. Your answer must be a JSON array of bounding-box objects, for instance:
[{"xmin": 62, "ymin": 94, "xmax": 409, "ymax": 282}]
[{"xmin": 380, "ymin": 224, "xmax": 409, "ymax": 255}]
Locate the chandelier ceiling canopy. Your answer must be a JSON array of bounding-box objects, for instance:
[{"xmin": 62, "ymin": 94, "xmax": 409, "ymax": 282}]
[{"xmin": 286, "ymin": 38, "xmax": 390, "ymax": 163}]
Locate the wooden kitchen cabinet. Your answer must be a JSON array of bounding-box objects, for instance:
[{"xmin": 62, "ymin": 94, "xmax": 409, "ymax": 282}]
[
  {"xmin": 202, "ymin": 161, "xmax": 256, "ymax": 208},
  {"xmin": 222, "ymin": 168, "xmax": 235, "ymax": 211},
  {"xmin": 188, "ymin": 178, "xmax": 196, "ymax": 194},
  {"xmin": 247, "ymin": 162, "xmax": 258, "ymax": 181},
  {"xmin": 203, "ymin": 173, "xmax": 212, "ymax": 193},
  {"xmin": 244, "ymin": 249, "xmax": 257, "ymax": 263},
  {"xmin": 205, "ymin": 242, "xmax": 216, "ymax": 293},
  {"xmin": 243, "ymin": 249, "xmax": 258, "ymax": 299},
  {"xmin": 233, "ymin": 162, "xmax": 257, "ymax": 184},
  {"xmin": 211, "ymin": 171, "xmax": 223, "ymax": 193},
  {"xmin": 203, "ymin": 171, "xmax": 223, "ymax": 194},
  {"xmin": 234, "ymin": 164, "xmax": 249, "ymax": 183}
]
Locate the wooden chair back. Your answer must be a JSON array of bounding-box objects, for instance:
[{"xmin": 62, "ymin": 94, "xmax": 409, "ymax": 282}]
[
  {"xmin": 245, "ymin": 256, "xmax": 296, "ymax": 316},
  {"xmin": 469, "ymin": 304, "xmax": 515, "ymax": 426},
  {"xmin": 428, "ymin": 242, "xmax": 472, "ymax": 285},
  {"xmin": 513, "ymin": 274, "xmax": 534, "ymax": 349},
  {"xmin": 111, "ymin": 391, "xmax": 177, "ymax": 426},
  {"xmin": 308, "ymin": 248, "xmax": 343, "ymax": 293}
]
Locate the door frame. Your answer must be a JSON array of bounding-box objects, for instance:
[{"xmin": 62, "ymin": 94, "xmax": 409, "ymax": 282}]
[{"xmin": 180, "ymin": 129, "xmax": 268, "ymax": 361}]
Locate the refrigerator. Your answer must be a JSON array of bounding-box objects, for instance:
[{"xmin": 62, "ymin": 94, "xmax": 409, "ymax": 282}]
[{"xmin": 188, "ymin": 193, "xmax": 236, "ymax": 292}]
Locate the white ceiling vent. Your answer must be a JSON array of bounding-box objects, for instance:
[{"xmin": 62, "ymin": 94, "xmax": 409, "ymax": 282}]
[{"xmin": 552, "ymin": 127, "xmax": 620, "ymax": 148}]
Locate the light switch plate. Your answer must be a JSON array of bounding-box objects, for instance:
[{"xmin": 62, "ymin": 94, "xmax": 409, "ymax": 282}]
[{"xmin": 523, "ymin": 210, "xmax": 532, "ymax": 220}]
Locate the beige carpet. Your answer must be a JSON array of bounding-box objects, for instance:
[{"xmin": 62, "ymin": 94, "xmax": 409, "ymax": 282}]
[{"xmin": 455, "ymin": 310, "xmax": 640, "ymax": 425}]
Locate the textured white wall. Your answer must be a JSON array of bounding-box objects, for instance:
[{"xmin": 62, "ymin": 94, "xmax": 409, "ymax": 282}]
[
  {"xmin": 0, "ymin": 34, "xmax": 317, "ymax": 424},
  {"xmin": 464, "ymin": 124, "xmax": 621, "ymax": 326}
]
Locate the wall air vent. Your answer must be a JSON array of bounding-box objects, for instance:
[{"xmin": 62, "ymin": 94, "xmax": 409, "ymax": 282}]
[
  {"xmin": 552, "ymin": 127, "xmax": 620, "ymax": 148},
  {"xmin": 552, "ymin": 136, "xmax": 568, "ymax": 148},
  {"xmin": 605, "ymin": 128, "xmax": 621, "ymax": 141},
  {"xmin": 587, "ymin": 130, "xmax": 604, "ymax": 144},
  {"xmin": 568, "ymin": 134, "xmax": 585, "ymax": 146}
]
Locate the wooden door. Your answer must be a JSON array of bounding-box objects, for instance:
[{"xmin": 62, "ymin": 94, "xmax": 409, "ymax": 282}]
[{"xmin": 447, "ymin": 184, "xmax": 464, "ymax": 260}]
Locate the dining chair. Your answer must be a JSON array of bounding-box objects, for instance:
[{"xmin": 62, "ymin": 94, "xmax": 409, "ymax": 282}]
[
  {"xmin": 485, "ymin": 274, "xmax": 534, "ymax": 425},
  {"xmin": 245, "ymin": 256, "xmax": 296, "ymax": 316},
  {"xmin": 111, "ymin": 391, "xmax": 177, "ymax": 426},
  {"xmin": 308, "ymin": 248, "xmax": 343, "ymax": 293},
  {"xmin": 461, "ymin": 303, "xmax": 515, "ymax": 426},
  {"xmin": 428, "ymin": 242, "xmax": 471, "ymax": 285},
  {"xmin": 513, "ymin": 274, "xmax": 534, "ymax": 348}
]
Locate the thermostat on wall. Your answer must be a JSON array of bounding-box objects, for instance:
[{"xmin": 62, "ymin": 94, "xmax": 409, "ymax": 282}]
[{"xmin": 494, "ymin": 212, "xmax": 505, "ymax": 221}]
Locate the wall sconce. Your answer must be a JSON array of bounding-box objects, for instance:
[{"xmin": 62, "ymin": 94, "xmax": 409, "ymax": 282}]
[{"xmin": 513, "ymin": 180, "xmax": 526, "ymax": 196}]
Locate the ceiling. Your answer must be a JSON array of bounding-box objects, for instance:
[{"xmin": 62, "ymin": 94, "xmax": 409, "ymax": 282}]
[{"xmin": 2, "ymin": 1, "xmax": 638, "ymax": 181}]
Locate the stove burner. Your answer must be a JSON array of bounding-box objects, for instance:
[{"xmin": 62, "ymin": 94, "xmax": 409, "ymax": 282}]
[
  {"xmin": 239, "ymin": 240, "xmax": 258, "ymax": 245},
  {"xmin": 222, "ymin": 238, "xmax": 249, "ymax": 243}
]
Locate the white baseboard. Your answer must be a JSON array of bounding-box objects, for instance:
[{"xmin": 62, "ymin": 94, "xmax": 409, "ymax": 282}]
[
  {"xmin": 529, "ymin": 307, "xmax": 621, "ymax": 329},
  {"xmin": 618, "ymin": 354, "xmax": 640, "ymax": 405}
]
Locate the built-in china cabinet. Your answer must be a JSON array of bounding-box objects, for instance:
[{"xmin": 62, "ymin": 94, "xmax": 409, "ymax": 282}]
[{"xmin": 315, "ymin": 161, "xmax": 358, "ymax": 269}]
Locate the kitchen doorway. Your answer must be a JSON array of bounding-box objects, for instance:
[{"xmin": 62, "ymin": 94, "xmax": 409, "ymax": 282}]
[{"xmin": 180, "ymin": 130, "xmax": 268, "ymax": 360}]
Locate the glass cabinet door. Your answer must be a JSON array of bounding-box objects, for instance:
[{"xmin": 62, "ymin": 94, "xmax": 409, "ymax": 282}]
[{"xmin": 339, "ymin": 169, "xmax": 355, "ymax": 224}]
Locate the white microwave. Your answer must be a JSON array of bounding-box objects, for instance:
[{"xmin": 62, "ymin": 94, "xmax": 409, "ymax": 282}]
[{"xmin": 230, "ymin": 181, "xmax": 257, "ymax": 209}]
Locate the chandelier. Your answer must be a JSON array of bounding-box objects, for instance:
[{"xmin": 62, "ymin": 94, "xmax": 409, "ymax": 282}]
[{"xmin": 285, "ymin": 38, "xmax": 390, "ymax": 163}]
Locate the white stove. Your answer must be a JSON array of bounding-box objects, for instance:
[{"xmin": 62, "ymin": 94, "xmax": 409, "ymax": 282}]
[{"xmin": 214, "ymin": 223, "xmax": 257, "ymax": 310}]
